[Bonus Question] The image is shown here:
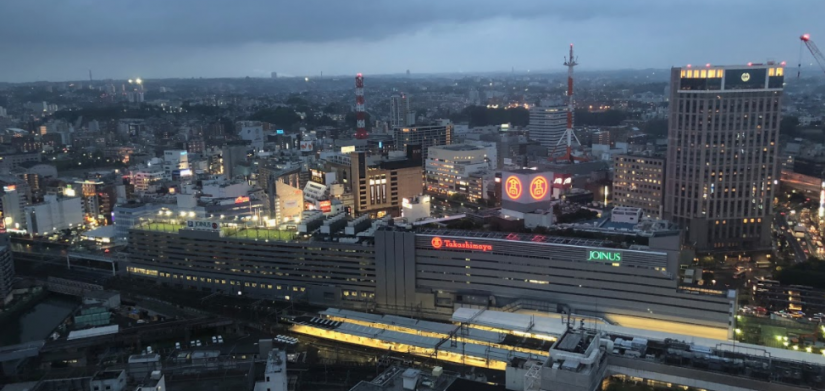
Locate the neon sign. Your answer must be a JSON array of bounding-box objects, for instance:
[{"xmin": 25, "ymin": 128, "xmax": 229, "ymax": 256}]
[
  {"xmin": 505, "ymin": 176, "xmax": 522, "ymax": 199},
  {"xmin": 431, "ymin": 237, "xmax": 492, "ymax": 252},
  {"xmin": 529, "ymin": 176, "xmax": 549, "ymax": 200},
  {"xmin": 587, "ymin": 250, "xmax": 622, "ymax": 263},
  {"xmin": 235, "ymin": 196, "xmax": 250, "ymax": 204}
]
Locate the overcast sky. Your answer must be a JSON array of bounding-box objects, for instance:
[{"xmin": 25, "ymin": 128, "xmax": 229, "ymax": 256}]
[{"xmin": 0, "ymin": 0, "xmax": 819, "ymax": 82}]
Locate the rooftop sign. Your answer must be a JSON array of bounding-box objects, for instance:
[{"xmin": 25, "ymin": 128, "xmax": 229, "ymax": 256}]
[{"xmin": 431, "ymin": 237, "xmax": 492, "ymax": 252}]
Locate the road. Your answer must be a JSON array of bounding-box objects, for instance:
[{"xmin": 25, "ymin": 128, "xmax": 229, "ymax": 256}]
[{"xmin": 776, "ymin": 213, "xmax": 807, "ymax": 263}]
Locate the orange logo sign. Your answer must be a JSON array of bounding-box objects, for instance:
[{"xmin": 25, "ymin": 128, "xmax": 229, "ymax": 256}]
[
  {"xmin": 430, "ymin": 237, "xmax": 492, "ymax": 252},
  {"xmin": 530, "ymin": 176, "xmax": 549, "ymax": 200},
  {"xmin": 505, "ymin": 176, "xmax": 522, "ymax": 199}
]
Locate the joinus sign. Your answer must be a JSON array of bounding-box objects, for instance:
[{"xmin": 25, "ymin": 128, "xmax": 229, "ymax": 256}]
[{"xmin": 586, "ymin": 250, "xmax": 622, "ymax": 263}]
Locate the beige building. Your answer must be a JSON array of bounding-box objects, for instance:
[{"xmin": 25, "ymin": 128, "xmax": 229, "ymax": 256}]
[
  {"xmin": 664, "ymin": 64, "xmax": 783, "ymax": 253},
  {"xmin": 613, "ymin": 154, "xmax": 665, "ymax": 219},
  {"xmin": 351, "ymin": 151, "xmax": 422, "ymax": 217}
]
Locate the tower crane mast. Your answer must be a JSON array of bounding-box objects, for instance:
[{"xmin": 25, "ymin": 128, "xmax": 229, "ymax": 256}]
[{"xmin": 800, "ymin": 34, "xmax": 825, "ymax": 78}]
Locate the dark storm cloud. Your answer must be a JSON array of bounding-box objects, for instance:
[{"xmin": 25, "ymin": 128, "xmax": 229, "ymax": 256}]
[{"xmin": 2, "ymin": 0, "xmax": 654, "ymax": 47}]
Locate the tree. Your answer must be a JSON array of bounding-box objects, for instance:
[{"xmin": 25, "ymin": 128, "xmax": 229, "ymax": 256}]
[
  {"xmin": 574, "ymin": 109, "xmax": 627, "ymax": 127},
  {"xmin": 642, "ymin": 119, "xmax": 668, "ymax": 137},
  {"xmin": 249, "ymin": 107, "xmax": 301, "ymax": 128}
]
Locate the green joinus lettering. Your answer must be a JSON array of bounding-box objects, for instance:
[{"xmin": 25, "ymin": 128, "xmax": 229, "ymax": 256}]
[{"xmin": 587, "ymin": 250, "xmax": 621, "ymax": 263}]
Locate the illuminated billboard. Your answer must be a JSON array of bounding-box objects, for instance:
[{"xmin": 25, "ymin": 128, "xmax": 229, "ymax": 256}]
[
  {"xmin": 502, "ymin": 170, "xmax": 553, "ymax": 204},
  {"xmin": 319, "ymin": 200, "xmax": 332, "ymax": 213},
  {"xmin": 586, "ymin": 250, "xmax": 622, "ymax": 263},
  {"xmin": 430, "ymin": 237, "xmax": 492, "ymax": 252}
]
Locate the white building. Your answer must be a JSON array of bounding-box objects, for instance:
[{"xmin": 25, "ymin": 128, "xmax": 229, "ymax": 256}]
[
  {"xmin": 401, "ymin": 195, "xmax": 431, "ymax": 223},
  {"xmin": 529, "ymin": 101, "xmax": 567, "ymax": 149},
  {"xmin": 202, "ymin": 179, "xmax": 250, "ymax": 199},
  {"xmin": 131, "ymin": 167, "xmax": 164, "ymax": 194},
  {"xmin": 425, "ymin": 144, "xmax": 491, "ymax": 198},
  {"xmin": 390, "ymin": 94, "xmax": 414, "ymax": 128},
  {"xmin": 0, "ymin": 106, "xmax": 6, "ymax": 117},
  {"xmin": 254, "ymin": 349, "xmax": 287, "ymax": 391},
  {"xmin": 24, "ymin": 195, "xmax": 83, "ymax": 235},
  {"xmin": 90, "ymin": 370, "xmax": 127, "ymax": 391},
  {"xmin": 611, "ymin": 206, "xmax": 643, "ymax": 224},
  {"xmin": 163, "ymin": 150, "xmax": 190, "ymax": 179},
  {"xmin": 238, "ymin": 121, "xmax": 265, "ymax": 151}
]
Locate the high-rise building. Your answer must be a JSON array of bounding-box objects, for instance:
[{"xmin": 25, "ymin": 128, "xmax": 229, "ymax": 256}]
[
  {"xmin": 613, "ymin": 154, "xmax": 665, "ymax": 219},
  {"xmin": 393, "ymin": 123, "xmax": 453, "ymax": 163},
  {"xmin": 0, "ymin": 235, "xmax": 12, "ymax": 306},
  {"xmin": 390, "ymin": 94, "xmax": 413, "ymax": 128},
  {"xmin": 351, "ymin": 147, "xmax": 422, "ymax": 217},
  {"xmin": 664, "ymin": 64, "xmax": 784, "ymax": 252},
  {"xmin": 425, "ymin": 144, "xmax": 491, "ymax": 200},
  {"xmin": 528, "ymin": 102, "xmax": 567, "ymax": 150}
]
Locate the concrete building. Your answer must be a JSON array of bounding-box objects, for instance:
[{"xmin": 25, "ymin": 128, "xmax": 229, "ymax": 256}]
[
  {"xmin": 393, "ymin": 123, "xmax": 453, "ymax": 163},
  {"xmin": 0, "ymin": 237, "xmax": 13, "ymax": 306},
  {"xmin": 221, "ymin": 141, "xmax": 249, "ymax": 178},
  {"xmin": 162, "ymin": 150, "xmax": 190, "ymax": 179},
  {"xmin": 425, "ymin": 144, "xmax": 490, "ymax": 200},
  {"xmin": 126, "ymin": 218, "xmax": 734, "ymax": 338},
  {"xmin": 390, "ymin": 93, "xmax": 414, "ymax": 128},
  {"xmin": 253, "ymin": 349, "xmax": 287, "ymax": 391},
  {"xmin": 613, "ymin": 154, "xmax": 665, "ymax": 219},
  {"xmin": 351, "ymin": 148, "xmax": 422, "ymax": 217},
  {"xmin": 90, "ymin": 370, "xmax": 126, "ymax": 391},
  {"xmin": 664, "ymin": 64, "xmax": 783, "ymax": 253},
  {"xmin": 24, "ymin": 195, "xmax": 84, "ymax": 235},
  {"xmin": 528, "ymin": 102, "xmax": 566, "ymax": 150},
  {"xmin": 238, "ymin": 121, "xmax": 265, "ymax": 151},
  {"xmin": 0, "ymin": 182, "xmax": 28, "ymax": 231}
]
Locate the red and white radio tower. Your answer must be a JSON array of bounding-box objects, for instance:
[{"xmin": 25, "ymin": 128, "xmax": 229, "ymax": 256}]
[
  {"xmin": 354, "ymin": 73, "xmax": 367, "ymax": 139},
  {"xmin": 549, "ymin": 44, "xmax": 586, "ymax": 163}
]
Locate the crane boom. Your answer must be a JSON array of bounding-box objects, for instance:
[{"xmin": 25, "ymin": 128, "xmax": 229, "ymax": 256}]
[{"xmin": 801, "ymin": 34, "xmax": 825, "ymax": 76}]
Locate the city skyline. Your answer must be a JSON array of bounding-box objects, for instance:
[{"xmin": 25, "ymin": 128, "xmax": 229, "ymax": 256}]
[{"xmin": 0, "ymin": 0, "xmax": 820, "ymax": 82}]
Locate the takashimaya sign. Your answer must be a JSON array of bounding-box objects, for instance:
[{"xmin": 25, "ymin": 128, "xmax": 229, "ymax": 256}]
[
  {"xmin": 587, "ymin": 250, "xmax": 622, "ymax": 263},
  {"xmin": 431, "ymin": 237, "xmax": 493, "ymax": 252}
]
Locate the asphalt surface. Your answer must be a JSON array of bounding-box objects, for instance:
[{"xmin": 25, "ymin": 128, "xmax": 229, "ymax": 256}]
[{"xmin": 776, "ymin": 213, "xmax": 807, "ymax": 263}]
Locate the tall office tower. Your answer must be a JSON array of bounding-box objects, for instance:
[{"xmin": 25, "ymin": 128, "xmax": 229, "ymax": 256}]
[
  {"xmin": 613, "ymin": 154, "xmax": 665, "ymax": 219},
  {"xmin": 0, "ymin": 235, "xmax": 12, "ymax": 306},
  {"xmin": 393, "ymin": 123, "xmax": 453, "ymax": 163},
  {"xmin": 390, "ymin": 94, "xmax": 413, "ymax": 128},
  {"xmin": 664, "ymin": 64, "xmax": 784, "ymax": 252},
  {"xmin": 528, "ymin": 101, "xmax": 567, "ymax": 149}
]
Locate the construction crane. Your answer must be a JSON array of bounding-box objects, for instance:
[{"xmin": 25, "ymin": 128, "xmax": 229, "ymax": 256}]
[
  {"xmin": 799, "ymin": 34, "xmax": 825, "ymax": 78},
  {"xmin": 549, "ymin": 44, "xmax": 588, "ymax": 163}
]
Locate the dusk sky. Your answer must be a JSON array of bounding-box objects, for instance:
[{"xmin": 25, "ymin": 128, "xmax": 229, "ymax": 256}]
[{"xmin": 0, "ymin": 0, "xmax": 820, "ymax": 82}]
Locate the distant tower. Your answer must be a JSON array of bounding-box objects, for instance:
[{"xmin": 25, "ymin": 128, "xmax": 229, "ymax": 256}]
[
  {"xmin": 354, "ymin": 73, "xmax": 367, "ymax": 139},
  {"xmin": 406, "ymin": 69, "xmax": 410, "ymax": 77},
  {"xmin": 89, "ymin": 69, "xmax": 93, "ymax": 82},
  {"xmin": 549, "ymin": 44, "xmax": 586, "ymax": 163}
]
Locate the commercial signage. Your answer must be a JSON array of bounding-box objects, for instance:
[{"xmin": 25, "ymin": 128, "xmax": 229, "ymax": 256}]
[
  {"xmin": 340, "ymin": 145, "xmax": 356, "ymax": 153},
  {"xmin": 234, "ymin": 196, "xmax": 250, "ymax": 204},
  {"xmin": 276, "ymin": 129, "xmax": 285, "ymax": 135},
  {"xmin": 300, "ymin": 141, "xmax": 314, "ymax": 152},
  {"xmin": 552, "ymin": 175, "xmax": 572, "ymax": 188},
  {"xmin": 319, "ymin": 200, "xmax": 332, "ymax": 213},
  {"xmin": 587, "ymin": 250, "xmax": 622, "ymax": 263},
  {"xmin": 504, "ymin": 176, "xmax": 522, "ymax": 200},
  {"xmin": 186, "ymin": 220, "xmax": 220, "ymax": 231},
  {"xmin": 3, "ymin": 185, "xmax": 16, "ymax": 192},
  {"xmin": 529, "ymin": 176, "xmax": 549, "ymax": 200},
  {"xmin": 431, "ymin": 237, "xmax": 492, "ymax": 252}
]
